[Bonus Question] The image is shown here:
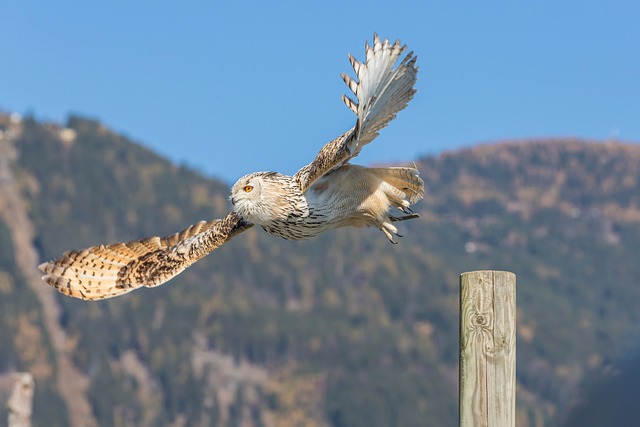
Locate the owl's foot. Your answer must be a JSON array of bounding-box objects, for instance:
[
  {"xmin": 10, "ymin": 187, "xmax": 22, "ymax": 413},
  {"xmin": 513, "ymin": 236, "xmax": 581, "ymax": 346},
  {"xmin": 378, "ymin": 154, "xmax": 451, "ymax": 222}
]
[
  {"xmin": 382, "ymin": 212, "xmax": 420, "ymax": 243},
  {"xmin": 380, "ymin": 221, "xmax": 403, "ymax": 244}
]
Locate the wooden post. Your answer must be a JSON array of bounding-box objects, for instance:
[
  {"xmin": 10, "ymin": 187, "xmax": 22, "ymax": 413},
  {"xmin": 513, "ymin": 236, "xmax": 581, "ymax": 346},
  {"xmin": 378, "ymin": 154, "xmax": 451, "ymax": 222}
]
[
  {"xmin": 459, "ymin": 270, "xmax": 516, "ymax": 427},
  {"xmin": 8, "ymin": 372, "xmax": 34, "ymax": 427}
]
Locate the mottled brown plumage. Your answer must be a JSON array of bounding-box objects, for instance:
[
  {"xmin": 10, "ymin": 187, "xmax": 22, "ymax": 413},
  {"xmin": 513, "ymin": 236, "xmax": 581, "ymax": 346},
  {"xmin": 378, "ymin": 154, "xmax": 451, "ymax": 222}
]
[{"xmin": 39, "ymin": 212, "xmax": 252, "ymax": 300}]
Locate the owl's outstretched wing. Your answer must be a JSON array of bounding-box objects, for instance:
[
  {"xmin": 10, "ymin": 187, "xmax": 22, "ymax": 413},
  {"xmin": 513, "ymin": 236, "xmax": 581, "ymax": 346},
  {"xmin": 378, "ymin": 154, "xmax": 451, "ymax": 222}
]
[
  {"xmin": 294, "ymin": 34, "xmax": 418, "ymax": 192},
  {"xmin": 38, "ymin": 211, "xmax": 253, "ymax": 301}
]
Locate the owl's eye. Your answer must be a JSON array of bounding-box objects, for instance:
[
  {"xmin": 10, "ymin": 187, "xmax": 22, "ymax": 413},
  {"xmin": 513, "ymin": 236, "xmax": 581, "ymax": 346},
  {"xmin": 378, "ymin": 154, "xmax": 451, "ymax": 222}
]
[{"xmin": 243, "ymin": 185, "xmax": 253, "ymax": 193}]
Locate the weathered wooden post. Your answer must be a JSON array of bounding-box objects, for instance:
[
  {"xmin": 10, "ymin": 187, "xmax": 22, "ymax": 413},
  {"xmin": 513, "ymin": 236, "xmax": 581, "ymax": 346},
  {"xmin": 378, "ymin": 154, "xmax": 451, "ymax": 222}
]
[
  {"xmin": 459, "ymin": 270, "xmax": 516, "ymax": 427},
  {"xmin": 8, "ymin": 372, "xmax": 34, "ymax": 427}
]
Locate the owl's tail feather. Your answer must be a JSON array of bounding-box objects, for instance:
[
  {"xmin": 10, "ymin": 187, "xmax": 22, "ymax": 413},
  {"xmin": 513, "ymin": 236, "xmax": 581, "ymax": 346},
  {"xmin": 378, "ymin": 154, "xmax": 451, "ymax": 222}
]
[{"xmin": 38, "ymin": 211, "xmax": 253, "ymax": 301}]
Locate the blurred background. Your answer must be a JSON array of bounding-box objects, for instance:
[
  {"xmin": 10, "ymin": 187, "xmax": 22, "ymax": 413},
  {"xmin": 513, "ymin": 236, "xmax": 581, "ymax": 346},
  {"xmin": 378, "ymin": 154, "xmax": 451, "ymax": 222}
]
[{"xmin": 1, "ymin": 1, "xmax": 639, "ymax": 426}]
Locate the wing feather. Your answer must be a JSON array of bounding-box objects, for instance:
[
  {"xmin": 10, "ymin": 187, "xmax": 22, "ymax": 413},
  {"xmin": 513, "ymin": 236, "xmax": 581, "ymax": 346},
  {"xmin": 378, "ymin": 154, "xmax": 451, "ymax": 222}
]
[
  {"xmin": 295, "ymin": 34, "xmax": 418, "ymax": 192},
  {"xmin": 38, "ymin": 211, "xmax": 253, "ymax": 301}
]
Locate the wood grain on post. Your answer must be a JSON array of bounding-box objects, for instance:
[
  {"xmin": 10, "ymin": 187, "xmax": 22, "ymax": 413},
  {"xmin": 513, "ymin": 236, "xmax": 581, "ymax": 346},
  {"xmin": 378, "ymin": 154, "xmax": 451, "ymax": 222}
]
[{"xmin": 459, "ymin": 271, "xmax": 516, "ymax": 427}]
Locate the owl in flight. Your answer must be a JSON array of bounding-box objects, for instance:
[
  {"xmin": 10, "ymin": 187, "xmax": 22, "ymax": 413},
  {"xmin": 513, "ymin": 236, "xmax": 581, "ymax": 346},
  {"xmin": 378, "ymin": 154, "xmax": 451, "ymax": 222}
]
[{"xmin": 39, "ymin": 34, "xmax": 423, "ymax": 300}]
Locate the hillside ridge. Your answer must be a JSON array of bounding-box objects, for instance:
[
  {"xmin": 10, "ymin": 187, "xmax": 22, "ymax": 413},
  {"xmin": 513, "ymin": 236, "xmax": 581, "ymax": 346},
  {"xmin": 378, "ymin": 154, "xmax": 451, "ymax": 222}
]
[{"xmin": 1, "ymin": 112, "xmax": 639, "ymax": 426}]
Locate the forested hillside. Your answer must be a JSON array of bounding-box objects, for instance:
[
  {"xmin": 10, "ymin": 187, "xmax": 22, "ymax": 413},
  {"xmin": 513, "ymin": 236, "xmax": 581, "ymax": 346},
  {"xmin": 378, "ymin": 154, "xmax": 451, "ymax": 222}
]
[{"xmin": 1, "ymin": 112, "xmax": 639, "ymax": 426}]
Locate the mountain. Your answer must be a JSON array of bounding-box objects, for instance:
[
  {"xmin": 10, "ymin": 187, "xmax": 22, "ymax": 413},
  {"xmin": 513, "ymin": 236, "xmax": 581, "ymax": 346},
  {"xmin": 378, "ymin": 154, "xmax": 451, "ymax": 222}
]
[{"xmin": 1, "ymin": 111, "xmax": 639, "ymax": 426}]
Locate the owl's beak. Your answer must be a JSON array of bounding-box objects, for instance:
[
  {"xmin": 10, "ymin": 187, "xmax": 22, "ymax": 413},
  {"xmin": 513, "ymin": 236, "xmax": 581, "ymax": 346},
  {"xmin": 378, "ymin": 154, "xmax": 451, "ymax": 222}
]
[{"xmin": 230, "ymin": 197, "xmax": 236, "ymax": 206}]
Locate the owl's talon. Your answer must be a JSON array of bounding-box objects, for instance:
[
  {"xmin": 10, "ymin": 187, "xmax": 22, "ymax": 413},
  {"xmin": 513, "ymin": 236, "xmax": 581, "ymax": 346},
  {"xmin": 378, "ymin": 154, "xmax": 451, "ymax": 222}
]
[
  {"xmin": 389, "ymin": 213, "xmax": 419, "ymax": 222},
  {"xmin": 397, "ymin": 205, "xmax": 414, "ymax": 215}
]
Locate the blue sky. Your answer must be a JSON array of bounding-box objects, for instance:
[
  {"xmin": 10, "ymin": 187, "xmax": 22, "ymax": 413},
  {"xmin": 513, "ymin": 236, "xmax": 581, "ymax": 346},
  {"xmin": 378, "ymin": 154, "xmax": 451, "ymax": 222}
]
[{"xmin": 2, "ymin": 1, "xmax": 638, "ymax": 183}]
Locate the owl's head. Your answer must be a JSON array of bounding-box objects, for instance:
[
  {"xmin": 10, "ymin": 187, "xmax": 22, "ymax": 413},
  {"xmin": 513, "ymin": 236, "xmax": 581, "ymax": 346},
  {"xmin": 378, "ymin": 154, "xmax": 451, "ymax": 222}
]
[{"xmin": 230, "ymin": 172, "xmax": 286, "ymax": 224}]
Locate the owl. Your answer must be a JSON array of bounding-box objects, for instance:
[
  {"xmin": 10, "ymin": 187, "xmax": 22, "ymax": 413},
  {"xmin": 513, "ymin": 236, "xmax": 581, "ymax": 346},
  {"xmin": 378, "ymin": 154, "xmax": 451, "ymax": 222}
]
[
  {"xmin": 39, "ymin": 34, "xmax": 422, "ymax": 300},
  {"xmin": 230, "ymin": 34, "xmax": 422, "ymax": 242}
]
